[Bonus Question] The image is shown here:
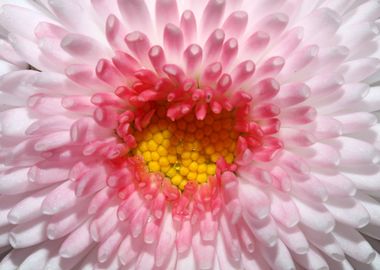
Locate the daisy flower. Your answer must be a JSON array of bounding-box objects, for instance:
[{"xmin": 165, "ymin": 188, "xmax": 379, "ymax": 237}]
[{"xmin": 0, "ymin": 0, "xmax": 380, "ymax": 269}]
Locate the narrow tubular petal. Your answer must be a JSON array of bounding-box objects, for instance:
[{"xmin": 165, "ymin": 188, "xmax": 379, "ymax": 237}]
[
  {"xmin": 47, "ymin": 204, "xmax": 88, "ymax": 240},
  {"xmin": 296, "ymin": 142, "xmax": 340, "ymax": 169},
  {"xmin": 59, "ymin": 218, "xmax": 94, "ymax": 258},
  {"xmin": 180, "ymin": 10, "xmax": 197, "ymax": 45},
  {"xmin": 239, "ymin": 182, "xmax": 270, "ymax": 220},
  {"xmin": 291, "ymin": 176, "xmax": 328, "ymax": 203},
  {"xmin": 280, "ymin": 106, "xmax": 316, "ymax": 126},
  {"xmin": 0, "ymin": 108, "xmax": 35, "ymax": 137},
  {"xmin": 324, "ymin": 197, "xmax": 370, "ymax": 229},
  {"xmin": 313, "ymin": 172, "xmax": 356, "ymax": 197},
  {"xmin": 118, "ymin": 234, "xmax": 143, "ymax": 265},
  {"xmin": 276, "ymin": 224, "xmax": 309, "ymax": 254},
  {"xmin": 327, "ymin": 137, "xmax": 379, "ymax": 166},
  {"xmin": 105, "ymin": 14, "xmax": 128, "ymax": 51},
  {"xmin": 9, "ymin": 217, "xmax": 49, "ymax": 248},
  {"xmin": 301, "ymin": 225, "xmax": 345, "ymax": 262},
  {"xmin": 222, "ymin": 11, "xmax": 248, "ymax": 38},
  {"xmin": 335, "ymin": 112, "xmax": 377, "ymax": 134},
  {"xmin": 0, "ymin": 167, "xmax": 44, "ymax": 195},
  {"xmin": 163, "ymin": 23, "xmax": 184, "ymax": 61},
  {"xmin": 8, "ymin": 185, "xmax": 55, "ymax": 225},
  {"xmin": 97, "ymin": 226, "xmax": 125, "ymax": 263},
  {"xmin": 156, "ymin": 0, "xmax": 179, "ymax": 34},
  {"xmin": 258, "ymin": 240, "xmax": 295, "ymax": 270},
  {"xmin": 269, "ymin": 191, "xmax": 300, "ymax": 228},
  {"xmin": 333, "ymin": 222, "xmax": 376, "ymax": 264},
  {"xmin": 356, "ymin": 192, "xmax": 380, "ymax": 226},
  {"xmin": 292, "ymin": 198, "xmax": 335, "ymax": 233},
  {"xmin": 292, "ymin": 246, "xmax": 328, "ymax": 270},
  {"xmin": 192, "ymin": 232, "xmax": 216, "ymax": 270},
  {"xmin": 117, "ymin": 0, "xmax": 153, "ymax": 33},
  {"xmin": 155, "ymin": 214, "xmax": 176, "ymax": 267},
  {"xmin": 339, "ymin": 57, "xmax": 380, "ymax": 82},
  {"xmin": 41, "ymin": 181, "xmax": 79, "ymax": 215},
  {"xmin": 201, "ymin": 0, "xmax": 226, "ymax": 37},
  {"xmin": 243, "ymin": 215, "xmax": 278, "ymax": 247}
]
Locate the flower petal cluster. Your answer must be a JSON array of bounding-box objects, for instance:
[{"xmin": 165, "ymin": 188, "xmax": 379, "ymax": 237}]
[{"xmin": 0, "ymin": 0, "xmax": 380, "ymax": 269}]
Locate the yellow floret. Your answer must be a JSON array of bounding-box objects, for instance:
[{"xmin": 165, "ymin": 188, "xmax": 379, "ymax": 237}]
[
  {"xmin": 197, "ymin": 173, "xmax": 208, "ymax": 184},
  {"xmin": 171, "ymin": 174, "xmax": 182, "ymax": 185},
  {"xmin": 191, "ymin": 152, "xmax": 199, "ymax": 161},
  {"xmin": 211, "ymin": 153, "xmax": 220, "ymax": 162},
  {"xmin": 168, "ymin": 146, "xmax": 176, "ymax": 154},
  {"xmin": 148, "ymin": 140, "xmax": 158, "ymax": 151},
  {"xmin": 188, "ymin": 172, "xmax": 197, "ymax": 180},
  {"xmin": 189, "ymin": 162, "xmax": 198, "ymax": 172},
  {"xmin": 162, "ymin": 139, "xmax": 170, "ymax": 148},
  {"xmin": 198, "ymin": 155, "xmax": 206, "ymax": 164},
  {"xmin": 157, "ymin": 145, "xmax": 168, "ymax": 156},
  {"xmin": 205, "ymin": 145, "xmax": 215, "ymax": 155},
  {"xmin": 151, "ymin": 152, "xmax": 160, "ymax": 161},
  {"xmin": 229, "ymin": 141, "xmax": 236, "ymax": 152},
  {"xmin": 176, "ymin": 144, "xmax": 184, "ymax": 154},
  {"xmin": 181, "ymin": 151, "xmax": 191, "ymax": 160},
  {"xmin": 153, "ymin": 132, "xmax": 164, "ymax": 144},
  {"xmin": 162, "ymin": 130, "xmax": 171, "ymax": 139},
  {"xmin": 148, "ymin": 161, "xmax": 160, "ymax": 172},
  {"xmin": 144, "ymin": 132, "xmax": 153, "ymax": 140},
  {"xmin": 131, "ymin": 108, "xmax": 238, "ymax": 191},
  {"xmin": 197, "ymin": 164, "xmax": 207, "ymax": 173},
  {"xmin": 184, "ymin": 142, "xmax": 193, "ymax": 151},
  {"xmin": 225, "ymin": 153, "xmax": 234, "ymax": 164},
  {"xmin": 139, "ymin": 141, "xmax": 148, "ymax": 152},
  {"xmin": 184, "ymin": 134, "xmax": 195, "ymax": 142},
  {"xmin": 159, "ymin": 157, "xmax": 169, "ymax": 167},
  {"xmin": 179, "ymin": 180, "xmax": 187, "ymax": 190},
  {"xmin": 142, "ymin": 151, "xmax": 152, "ymax": 162},
  {"xmin": 207, "ymin": 164, "xmax": 216, "ymax": 175},
  {"xmin": 192, "ymin": 141, "xmax": 201, "ymax": 151},
  {"xmin": 167, "ymin": 167, "xmax": 177, "ymax": 177},
  {"xmin": 168, "ymin": 155, "xmax": 177, "ymax": 164},
  {"xmin": 150, "ymin": 125, "xmax": 159, "ymax": 134},
  {"xmin": 182, "ymin": 159, "xmax": 192, "ymax": 167},
  {"xmin": 180, "ymin": 166, "xmax": 189, "ymax": 176},
  {"xmin": 161, "ymin": 166, "xmax": 170, "ymax": 173}
]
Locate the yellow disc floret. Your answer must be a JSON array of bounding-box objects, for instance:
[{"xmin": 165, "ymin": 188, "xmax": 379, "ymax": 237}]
[{"xmin": 133, "ymin": 110, "xmax": 238, "ymax": 190}]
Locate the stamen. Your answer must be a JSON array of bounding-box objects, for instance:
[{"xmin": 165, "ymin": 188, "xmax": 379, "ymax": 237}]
[{"xmin": 132, "ymin": 108, "xmax": 239, "ymax": 190}]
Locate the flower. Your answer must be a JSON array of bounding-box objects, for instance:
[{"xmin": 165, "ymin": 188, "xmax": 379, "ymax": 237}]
[{"xmin": 0, "ymin": 0, "xmax": 380, "ymax": 269}]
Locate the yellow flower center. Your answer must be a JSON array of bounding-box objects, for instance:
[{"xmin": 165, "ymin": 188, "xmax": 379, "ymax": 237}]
[{"xmin": 133, "ymin": 108, "xmax": 238, "ymax": 190}]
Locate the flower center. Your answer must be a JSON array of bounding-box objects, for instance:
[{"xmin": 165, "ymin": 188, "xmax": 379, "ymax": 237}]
[{"xmin": 132, "ymin": 107, "xmax": 238, "ymax": 190}]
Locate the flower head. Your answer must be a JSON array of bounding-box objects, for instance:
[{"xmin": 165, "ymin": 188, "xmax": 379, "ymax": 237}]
[{"xmin": 0, "ymin": 0, "xmax": 380, "ymax": 269}]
